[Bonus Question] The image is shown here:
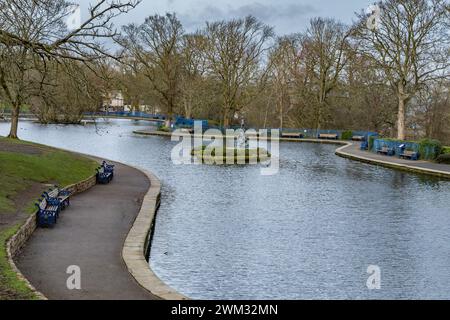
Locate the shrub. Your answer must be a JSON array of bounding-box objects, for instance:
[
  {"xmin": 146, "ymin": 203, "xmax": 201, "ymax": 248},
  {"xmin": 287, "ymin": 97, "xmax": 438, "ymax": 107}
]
[
  {"xmin": 418, "ymin": 138, "xmax": 442, "ymax": 160},
  {"xmin": 441, "ymin": 146, "xmax": 450, "ymax": 155},
  {"xmin": 158, "ymin": 126, "xmax": 171, "ymax": 132},
  {"xmin": 368, "ymin": 135, "xmax": 377, "ymax": 151},
  {"xmin": 341, "ymin": 130, "xmax": 353, "ymax": 140},
  {"xmin": 436, "ymin": 154, "xmax": 450, "ymax": 164}
]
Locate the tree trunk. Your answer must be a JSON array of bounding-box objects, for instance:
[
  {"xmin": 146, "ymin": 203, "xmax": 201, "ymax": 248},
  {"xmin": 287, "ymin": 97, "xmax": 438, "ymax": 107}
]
[
  {"xmin": 397, "ymin": 98, "xmax": 406, "ymax": 140},
  {"xmin": 223, "ymin": 111, "xmax": 229, "ymax": 128},
  {"xmin": 315, "ymin": 102, "xmax": 323, "ymax": 134},
  {"xmin": 397, "ymin": 82, "xmax": 407, "ymax": 140},
  {"xmin": 165, "ymin": 110, "xmax": 172, "ymax": 128},
  {"xmin": 279, "ymin": 93, "xmax": 283, "ymax": 130},
  {"xmin": 165, "ymin": 98, "xmax": 173, "ymax": 128},
  {"xmin": 223, "ymin": 103, "xmax": 230, "ymax": 128},
  {"xmin": 8, "ymin": 103, "xmax": 20, "ymax": 139}
]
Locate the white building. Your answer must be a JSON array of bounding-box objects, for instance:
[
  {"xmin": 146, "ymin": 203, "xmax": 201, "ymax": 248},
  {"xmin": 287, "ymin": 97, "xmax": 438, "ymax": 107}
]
[{"xmin": 102, "ymin": 90, "xmax": 124, "ymax": 112}]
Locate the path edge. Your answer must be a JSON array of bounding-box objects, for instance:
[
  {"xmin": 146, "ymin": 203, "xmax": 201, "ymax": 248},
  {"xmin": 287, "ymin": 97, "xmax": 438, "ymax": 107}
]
[
  {"xmin": 335, "ymin": 143, "xmax": 450, "ymax": 179},
  {"xmin": 6, "ymin": 174, "xmax": 97, "ymax": 300},
  {"xmin": 121, "ymin": 167, "xmax": 189, "ymax": 300}
]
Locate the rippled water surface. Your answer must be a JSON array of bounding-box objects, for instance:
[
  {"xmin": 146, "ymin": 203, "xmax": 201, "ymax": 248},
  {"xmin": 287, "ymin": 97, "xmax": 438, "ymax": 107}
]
[{"xmin": 2, "ymin": 119, "xmax": 450, "ymax": 299}]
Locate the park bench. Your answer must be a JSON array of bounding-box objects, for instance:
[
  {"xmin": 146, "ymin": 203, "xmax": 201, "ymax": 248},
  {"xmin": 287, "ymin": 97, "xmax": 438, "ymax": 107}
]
[
  {"xmin": 352, "ymin": 135, "xmax": 365, "ymax": 141},
  {"xmin": 399, "ymin": 150, "xmax": 419, "ymax": 161},
  {"xmin": 179, "ymin": 128, "xmax": 194, "ymax": 134},
  {"xmin": 43, "ymin": 186, "xmax": 71, "ymax": 210},
  {"xmin": 97, "ymin": 161, "xmax": 115, "ymax": 184},
  {"xmin": 318, "ymin": 133, "xmax": 338, "ymax": 140},
  {"xmin": 102, "ymin": 161, "xmax": 115, "ymax": 178},
  {"xmin": 377, "ymin": 146, "xmax": 395, "ymax": 156},
  {"xmin": 281, "ymin": 132, "xmax": 304, "ymax": 139},
  {"xmin": 96, "ymin": 166, "xmax": 112, "ymax": 184},
  {"xmin": 360, "ymin": 140, "xmax": 369, "ymax": 150},
  {"xmin": 35, "ymin": 197, "xmax": 58, "ymax": 227}
]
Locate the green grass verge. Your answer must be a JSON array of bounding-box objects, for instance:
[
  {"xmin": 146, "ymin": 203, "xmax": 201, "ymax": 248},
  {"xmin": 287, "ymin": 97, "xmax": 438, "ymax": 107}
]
[
  {"xmin": 0, "ymin": 224, "xmax": 38, "ymax": 300},
  {"xmin": 0, "ymin": 137, "xmax": 98, "ymax": 299}
]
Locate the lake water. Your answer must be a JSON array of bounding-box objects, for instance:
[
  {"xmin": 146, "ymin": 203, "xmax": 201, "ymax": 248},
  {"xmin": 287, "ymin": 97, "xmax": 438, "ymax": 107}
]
[{"xmin": 2, "ymin": 119, "xmax": 450, "ymax": 299}]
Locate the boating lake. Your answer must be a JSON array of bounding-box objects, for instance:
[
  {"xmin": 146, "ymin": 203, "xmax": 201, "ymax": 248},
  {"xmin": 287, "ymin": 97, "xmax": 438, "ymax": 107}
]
[{"xmin": 2, "ymin": 119, "xmax": 450, "ymax": 299}]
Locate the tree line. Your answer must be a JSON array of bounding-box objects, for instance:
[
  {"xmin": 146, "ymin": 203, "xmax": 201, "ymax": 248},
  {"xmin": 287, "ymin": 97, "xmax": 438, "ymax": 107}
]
[{"xmin": 0, "ymin": 0, "xmax": 449, "ymax": 143}]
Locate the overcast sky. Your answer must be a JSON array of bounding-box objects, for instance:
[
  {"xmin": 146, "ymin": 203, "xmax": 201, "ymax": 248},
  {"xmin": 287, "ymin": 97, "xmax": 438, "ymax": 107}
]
[{"xmin": 83, "ymin": 0, "xmax": 374, "ymax": 35}]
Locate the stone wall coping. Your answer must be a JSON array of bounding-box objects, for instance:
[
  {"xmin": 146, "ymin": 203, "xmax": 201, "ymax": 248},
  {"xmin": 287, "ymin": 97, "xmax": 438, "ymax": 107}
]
[{"xmin": 121, "ymin": 167, "xmax": 189, "ymax": 300}]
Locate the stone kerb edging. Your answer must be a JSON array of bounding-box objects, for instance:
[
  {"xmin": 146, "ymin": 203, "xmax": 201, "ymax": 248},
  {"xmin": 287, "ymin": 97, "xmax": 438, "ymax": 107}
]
[
  {"xmin": 335, "ymin": 143, "xmax": 450, "ymax": 179},
  {"xmin": 6, "ymin": 173, "xmax": 97, "ymax": 300},
  {"xmin": 122, "ymin": 168, "xmax": 189, "ymax": 300}
]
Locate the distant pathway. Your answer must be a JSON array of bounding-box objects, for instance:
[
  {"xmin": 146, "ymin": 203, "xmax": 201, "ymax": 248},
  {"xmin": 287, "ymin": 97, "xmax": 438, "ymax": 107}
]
[
  {"xmin": 336, "ymin": 142, "xmax": 450, "ymax": 179},
  {"xmin": 16, "ymin": 162, "xmax": 157, "ymax": 300}
]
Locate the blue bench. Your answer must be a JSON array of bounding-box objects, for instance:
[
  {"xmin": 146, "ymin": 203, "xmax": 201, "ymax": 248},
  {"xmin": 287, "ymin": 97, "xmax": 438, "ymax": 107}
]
[
  {"xmin": 399, "ymin": 150, "xmax": 419, "ymax": 161},
  {"xmin": 360, "ymin": 140, "xmax": 369, "ymax": 150},
  {"xmin": 318, "ymin": 133, "xmax": 338, "ymax": 140},
  {"xmin": 36, "ymin": 186, "xmax": 72, "ymax": 228},
  {"xmin": 377, "ymin": 146, "xmax": 395, "ymax": 156},
  {"xmin": 102, "ymin": 161, "xmax": 115, "ymax": 180},
  {"xmin": 43, "ymin": 186, "xmax": 71, "ymax": 210},
  {"xmin": 281, "ymin": 132, "xmax": 304, "ymax": 139},
  {"xmin": 96, "ymin": 161, "xmax": 115, "ymax": 184},
  {"xmin": 36, "ymin": 197, "xmax": 58, "ymax": 227}
]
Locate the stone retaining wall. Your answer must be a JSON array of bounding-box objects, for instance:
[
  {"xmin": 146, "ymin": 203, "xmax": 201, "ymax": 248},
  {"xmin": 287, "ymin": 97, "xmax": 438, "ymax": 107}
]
[
  {"xmin": 6, "ymin": 173, "xmax": 97, "ymax": 300},
  {"xmin": 122, "ymin": 168, "xmax": 188, "ymax": 300}
]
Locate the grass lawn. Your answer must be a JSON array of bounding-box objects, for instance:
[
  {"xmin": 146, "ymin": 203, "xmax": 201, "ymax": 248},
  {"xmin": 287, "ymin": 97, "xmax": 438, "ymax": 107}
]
[{"xmin": 0, "ymin": 137, "xmax": 98, "ymax": 300}]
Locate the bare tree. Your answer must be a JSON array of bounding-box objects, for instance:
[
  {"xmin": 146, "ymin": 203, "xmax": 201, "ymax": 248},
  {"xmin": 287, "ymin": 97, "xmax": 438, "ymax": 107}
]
[
  {"xmin": 179, "ymin": 33, "xmax": 208, "ymax": 119},
  {"xmin": 301, "ymin": 18, "xmax": 351, "ymax": 131},
  {"xmin": 355, "ymin": 0, "xmax": 449, "ymax": 140},
  {"xmin": 0, "ymin": 0, "xmax": 141, "ymax": 60},
  {"xmin": 0, "ymin": 0, "xmax": 140, "ymax": 138},
  {"xmin": 268, "ymin": 35, "xmax": 301, "ymax": 129},
  {"xmin": 120, "ymin": 13, "xmax": 184, "ymax": 127},
  {"xmin": 203, "ymin": 15, "xmax": 274, "ymax": 127}
]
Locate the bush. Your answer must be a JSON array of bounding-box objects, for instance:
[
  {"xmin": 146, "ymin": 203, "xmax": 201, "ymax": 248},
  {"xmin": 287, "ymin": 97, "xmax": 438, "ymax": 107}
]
[
  {"xmin": 368, "ymin": 135, "xmax": 377, "ymax": 151},
  {"xmin": 341, "ymin": 130, "xmax": 353, "ymax": 140},
  {"xmin": 418, "ymin": 138, "xmax": 442, "ymax": 160},
  {"xmin": 441, "ymin": 146, "xmax": 450, "ymax": 155},
  {"xmin": 436, "ymin": 154, "xmax": 450, "ymax": 164},
  {"xmin": 158, "ymin": 126, "xmax": 171, "ymax": 132}
]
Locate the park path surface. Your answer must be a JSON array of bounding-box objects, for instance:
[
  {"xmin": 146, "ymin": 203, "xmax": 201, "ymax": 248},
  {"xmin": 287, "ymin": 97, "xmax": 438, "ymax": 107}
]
[
  {"xmin": 16, "ymin": 162, "xmax": 158, "ymax": 300},
  {"xmin": 339, "ymin": 142, "xmax": 450, "ymax": 175}
]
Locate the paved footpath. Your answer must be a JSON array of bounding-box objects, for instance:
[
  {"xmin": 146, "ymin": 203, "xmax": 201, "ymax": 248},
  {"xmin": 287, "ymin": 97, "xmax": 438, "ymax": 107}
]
[
  {"xmin": 16, "ymin": 162, "xmax": 157, "ymax": 300},
  {"xmin": 338, "ymin": 143, "xmax": 450, "ymax": 177}
]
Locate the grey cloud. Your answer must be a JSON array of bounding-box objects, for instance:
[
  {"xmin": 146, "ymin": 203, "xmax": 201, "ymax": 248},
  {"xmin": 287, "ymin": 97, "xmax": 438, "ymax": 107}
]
[{"xmin": 178, "ymin": 2, "xmax": 317, "ymax": 31}]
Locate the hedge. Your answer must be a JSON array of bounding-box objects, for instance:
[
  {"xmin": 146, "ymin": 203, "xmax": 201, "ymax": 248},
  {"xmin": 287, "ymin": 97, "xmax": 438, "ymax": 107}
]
[
  {"xmin": 341, "ymin": 130, "xmax": 353, "ymax": 140},
  {"xmin": 436, "ymin": 154, "xmax": 450, "ymax": 164},
  {"xmin": 372, "ymin": 138, "xmax": 442, "ymax": 160},
  {"xmin": 441, "ymin": 146, "xmax": 450, "ymax": 155},
  {"xmin": 418, "ymin": 138, "xmax": 442, "ymax": 160}
]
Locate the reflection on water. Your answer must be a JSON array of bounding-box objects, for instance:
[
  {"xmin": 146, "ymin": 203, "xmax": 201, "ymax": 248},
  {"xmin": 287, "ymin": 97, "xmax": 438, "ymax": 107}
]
[{"xmin": 1, "ymin": 120, "xmax": 450, "ymax": 299}]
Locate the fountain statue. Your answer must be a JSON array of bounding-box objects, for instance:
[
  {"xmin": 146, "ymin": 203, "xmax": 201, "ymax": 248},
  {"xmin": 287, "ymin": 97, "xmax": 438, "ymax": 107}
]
[
  {"xmin": 191, "ymin": 117, "xmax": 270, "ymax": 164},
  {"xmin": 236, "ymin": 118, "xmax": 247, "ymax": 149}
]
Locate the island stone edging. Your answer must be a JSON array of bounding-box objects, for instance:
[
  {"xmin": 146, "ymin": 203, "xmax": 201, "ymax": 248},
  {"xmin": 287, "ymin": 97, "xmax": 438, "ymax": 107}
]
[
  {"xmin": 6, "ymin": 174, "xmax": 97, "ymax": 300},
  {"xmin": 121, "ymin": 167, "xmax": 189, "ymax": 300}
]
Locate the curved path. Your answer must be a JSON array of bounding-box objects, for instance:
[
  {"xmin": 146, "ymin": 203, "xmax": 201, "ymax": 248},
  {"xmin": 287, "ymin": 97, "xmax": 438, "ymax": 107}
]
[
  {"xmin": 15, "ymin": 162, "xmax": 157, "ymax": 300},
  {"xmin": 337, "ymin": 142, "xmax": 450, "ymax": 179}
]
